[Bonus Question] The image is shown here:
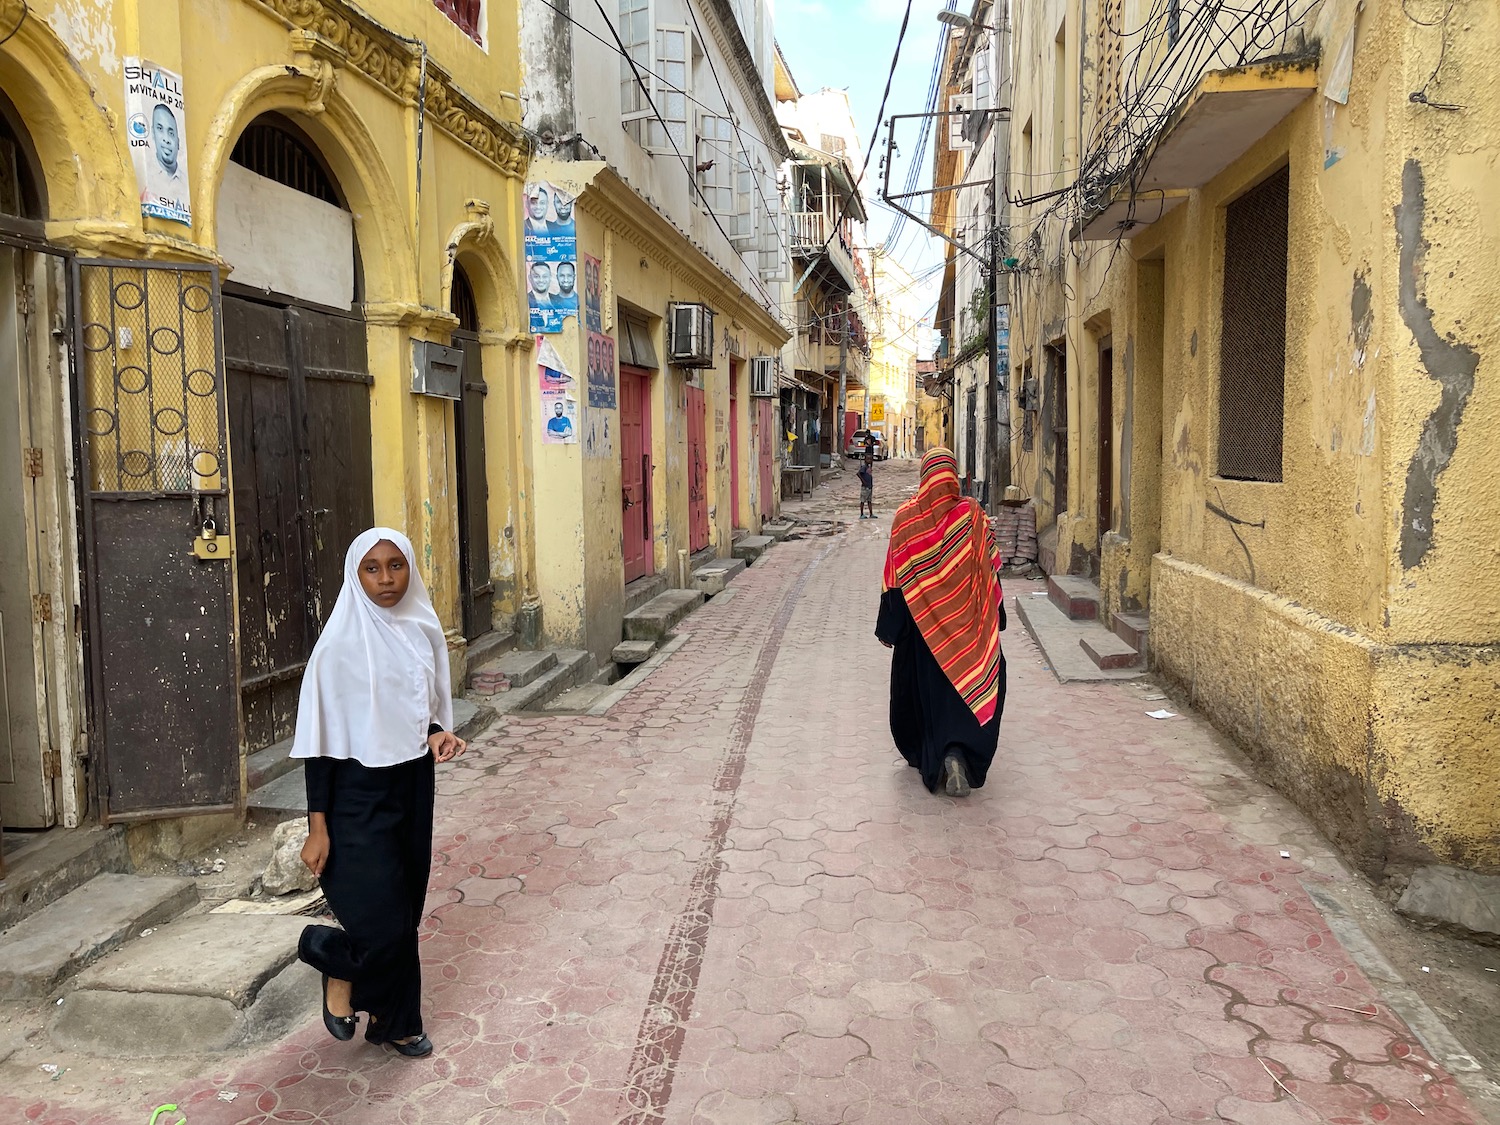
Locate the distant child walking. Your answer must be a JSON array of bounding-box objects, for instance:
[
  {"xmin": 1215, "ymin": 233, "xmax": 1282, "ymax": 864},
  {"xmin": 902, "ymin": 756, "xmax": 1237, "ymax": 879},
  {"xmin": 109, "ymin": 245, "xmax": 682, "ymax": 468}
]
[{"xmin": 858, "ymin": 457, "xmax": 875, "ymax": 519}]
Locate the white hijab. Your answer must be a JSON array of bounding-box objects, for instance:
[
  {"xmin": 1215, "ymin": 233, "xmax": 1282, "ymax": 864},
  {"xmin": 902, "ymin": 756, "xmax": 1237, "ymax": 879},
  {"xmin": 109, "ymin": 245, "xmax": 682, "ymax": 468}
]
[{"xmin": 291, "ymin": 528, "xmax": 454, "ymax": 766}]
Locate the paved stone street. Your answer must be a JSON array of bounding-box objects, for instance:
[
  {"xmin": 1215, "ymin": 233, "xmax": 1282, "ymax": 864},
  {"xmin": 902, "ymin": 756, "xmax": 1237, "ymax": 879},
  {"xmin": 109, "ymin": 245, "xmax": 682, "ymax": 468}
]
[{"xmin": 6, "ymin": 464, "xmax": 1496, "ymax": 1125}]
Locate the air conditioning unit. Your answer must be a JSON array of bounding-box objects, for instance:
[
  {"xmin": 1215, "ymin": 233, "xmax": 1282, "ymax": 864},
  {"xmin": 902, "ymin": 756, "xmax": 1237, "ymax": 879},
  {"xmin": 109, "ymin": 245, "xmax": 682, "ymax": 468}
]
[
  {"xmin": 750, "ymin": 355, "xmax": 776, "ymax": 396},
  {"xmin": 668, "ymin": 303, "xmax": 715, "ymax": 367}
]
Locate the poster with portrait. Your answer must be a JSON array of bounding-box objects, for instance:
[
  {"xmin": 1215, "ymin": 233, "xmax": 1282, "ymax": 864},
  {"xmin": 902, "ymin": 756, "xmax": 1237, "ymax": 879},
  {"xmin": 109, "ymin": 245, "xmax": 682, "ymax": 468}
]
[
  {"xmin": 525, "ymin": 181, "xmax": 578, "ymax": 334},
  {"xmin": 541, "ymin": 391, "xmax": 578, "ymax": 444},
  {"xmin": 583, "ymin": 255, "xmax": 617, "ymax": 409},
  {"xmin": 124, "ymin": 59, "xmax": 191, "ymax": 226}
]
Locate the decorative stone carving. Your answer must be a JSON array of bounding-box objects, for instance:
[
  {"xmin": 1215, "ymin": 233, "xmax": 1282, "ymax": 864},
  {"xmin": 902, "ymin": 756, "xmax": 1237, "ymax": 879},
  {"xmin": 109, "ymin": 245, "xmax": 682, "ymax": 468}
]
[
  {"xmin": 255, "ymin": 0, "xmax": 529, "ymax": 176},
  {"xmin": 288, "ymin": 29, "xmax": 343, "ymax": 115}
]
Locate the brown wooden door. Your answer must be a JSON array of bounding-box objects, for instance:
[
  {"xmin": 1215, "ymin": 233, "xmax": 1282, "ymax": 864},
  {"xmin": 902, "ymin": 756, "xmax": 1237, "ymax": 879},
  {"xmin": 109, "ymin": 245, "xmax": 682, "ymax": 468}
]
[
  {"xmin": 620, "ymin": 366, "xmax": 653, "ymax": 583},
  {"xmin": 686, "ymin": 383, "xmax": 709, "ymax": 553},
  {"xmin": 1050, "ymin": 345, "xmax": 1068, "ymax": 520},
  {"xmin": 1098, "ymin": 341, "xmax": 1114, "ymax": 545},
  {"xmin": 757, "ymin": 398, "xmax": 775, "ymax": 519},
  {"xmin": 454, "ymin": 333, "xmax": 491, "ymax": 639},
  {"xmin": 225, "ymin": 293, "xmax": 372, "ymax": 752},
  {"xmin": 73, "ymin": 260, "xmax": 239, "ymax": 818}
]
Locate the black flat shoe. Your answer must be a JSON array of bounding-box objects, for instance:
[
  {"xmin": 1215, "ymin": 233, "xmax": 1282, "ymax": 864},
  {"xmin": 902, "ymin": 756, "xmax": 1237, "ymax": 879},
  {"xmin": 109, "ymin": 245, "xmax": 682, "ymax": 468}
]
[
  {"xmin": 389, "ymin": 1033, "xmax": 434, "ymax": 1058},
  {"xmin": 321, "ymin": 975, "xmax": 357, "ymax": 1042},
  {"xmin": 944, "ymin": 755, "xmax": 971, "ymax": 798}
]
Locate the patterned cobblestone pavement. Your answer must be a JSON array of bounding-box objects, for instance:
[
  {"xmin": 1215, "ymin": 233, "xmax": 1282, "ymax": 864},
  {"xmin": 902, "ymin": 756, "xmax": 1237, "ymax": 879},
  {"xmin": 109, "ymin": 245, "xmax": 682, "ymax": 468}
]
[{"xmin": 6, "ymin": 479, "xmax": 1492, "ymax": 1124}]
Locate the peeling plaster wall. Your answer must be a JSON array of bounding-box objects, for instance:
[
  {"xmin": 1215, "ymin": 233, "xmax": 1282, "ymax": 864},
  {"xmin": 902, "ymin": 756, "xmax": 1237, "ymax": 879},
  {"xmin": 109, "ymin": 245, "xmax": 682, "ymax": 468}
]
[{"xmin": 1010, "ymin": 0, "xmax": 1500, "ymax": 875}]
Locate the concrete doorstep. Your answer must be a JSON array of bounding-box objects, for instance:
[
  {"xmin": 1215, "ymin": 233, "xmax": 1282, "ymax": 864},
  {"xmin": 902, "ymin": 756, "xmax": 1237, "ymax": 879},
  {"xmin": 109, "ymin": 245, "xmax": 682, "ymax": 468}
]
[{"xmin": 50, "ymin": 914, "xmax": 316, "ymax": 1057}]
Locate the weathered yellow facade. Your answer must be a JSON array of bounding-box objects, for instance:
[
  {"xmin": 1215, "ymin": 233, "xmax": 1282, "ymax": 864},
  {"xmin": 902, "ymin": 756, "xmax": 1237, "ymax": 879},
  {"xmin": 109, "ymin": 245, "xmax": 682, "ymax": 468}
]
[
  {"xmin": 523, "ymin": 160, "xmax": 788, "ymax": 665},
  {"xmin": 1009, "ymin": 0, "xmax": 1499, "ymax": 876},
  {"xmin": 0, "ymin": 0, "xmax": 530, "ymax": 841}
]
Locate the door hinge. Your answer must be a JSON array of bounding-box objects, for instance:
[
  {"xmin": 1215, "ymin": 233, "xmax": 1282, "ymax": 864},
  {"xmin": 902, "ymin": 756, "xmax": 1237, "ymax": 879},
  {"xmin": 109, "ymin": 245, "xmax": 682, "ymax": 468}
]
[
  {"xmin": 42, "ymin": 749, "xmax": 60, "ymax": 779},
  {"xmin": 32, "ymin": 592, "xmax": 52, "ymax": 623},
  {"xmin": 16, "ymin": 283, "xmax": 33, "ymax": 319},
  {"xmin": 22, "ymin": 447, "xmax": 42, "ymax": 478}
]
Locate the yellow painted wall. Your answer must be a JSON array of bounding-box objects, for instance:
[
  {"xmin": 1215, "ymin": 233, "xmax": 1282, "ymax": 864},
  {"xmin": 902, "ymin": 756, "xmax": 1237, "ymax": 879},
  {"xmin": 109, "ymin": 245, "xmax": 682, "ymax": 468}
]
[
  {"xmin": 1008, "ymin": 0, "xmax": 1500, "ymax": 874},
  {"xmin": 5, "ymin": 0, "xmax": 529, "ymax": 751},
  {"xmin": 527, "ymin": 161, "xmax": 787, "ymax": 665}
]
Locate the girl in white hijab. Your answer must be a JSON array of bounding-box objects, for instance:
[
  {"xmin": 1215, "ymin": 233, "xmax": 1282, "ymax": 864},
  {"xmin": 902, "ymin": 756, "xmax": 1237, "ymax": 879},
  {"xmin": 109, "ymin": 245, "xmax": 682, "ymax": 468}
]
[{"xmin": 293, "ymin": 527, "xmax": 465, "ymax": 1058}]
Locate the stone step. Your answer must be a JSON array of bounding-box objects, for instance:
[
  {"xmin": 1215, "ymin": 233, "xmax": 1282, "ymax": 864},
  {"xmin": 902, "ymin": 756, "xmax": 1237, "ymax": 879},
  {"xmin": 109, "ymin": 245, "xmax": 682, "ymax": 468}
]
[
  {"xmin": 732, "ymin": 535, "xmax": 775, "ymax": 563},
  {"xmin": 762, "ymin": 519, "xmax": 795, "ymax": 542},
  {"xmin": 1111, "ymin": 611, "xmax": 1150, "ymax": 654},
  {"xmin": 624, "ymin": 573, "xmax": 669, "ymax": 615},
  {"xmin": 1080, "ymin": 631, "xmax": 1142, "ymax": 671},
  {"xmin": 543, "ymin": 683, "xmax": 615, "ymax": 715},
  {"xmin": 472, "ymin": 649, "xmax": 557, "ymax": 691},
  {"xmin": 50, "ymin": 914, "xmax": 315, "ymax": 1057},
  {"xmin": 612, "ymin": 639, "xmax": 657, "ymax": 666},
  {"xmin": 0, "ymin": 826, "xmax": 129, "ymax": 936},
  {"xmin": 247, "ymin": 698, "xmax": 492, "ymax": 820},
  {"xmin": 493, "ymin": 650, "xmax": 593, "ymax": 714},
  {"xmin": 1013, "ymin": 594, "xmax": 1146, "ymax": 684},
  {"xmin": 1047, "ymin": 575, "xmax": 1101, "ymax": 621},
  {"xmin": 0, "ymin": 874, "xmax": 197, "ymax": 999},
  {"xmin": 246, "ymin": 736, "xmax": 296, "ymax": 793},
  {"xmin": 691, "ymin": 558, "xmax": 747, "ymax": 597},
  {"xmin": 623, "ymin": 589, "xmax": 705, "ymax": 642}
]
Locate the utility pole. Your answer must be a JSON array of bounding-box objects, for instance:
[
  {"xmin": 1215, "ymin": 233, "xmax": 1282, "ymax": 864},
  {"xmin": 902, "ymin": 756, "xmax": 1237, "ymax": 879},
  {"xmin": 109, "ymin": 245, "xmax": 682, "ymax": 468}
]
[{"xmin": 836, "ymin": 301, "xmax": 849, "ymax": 468}]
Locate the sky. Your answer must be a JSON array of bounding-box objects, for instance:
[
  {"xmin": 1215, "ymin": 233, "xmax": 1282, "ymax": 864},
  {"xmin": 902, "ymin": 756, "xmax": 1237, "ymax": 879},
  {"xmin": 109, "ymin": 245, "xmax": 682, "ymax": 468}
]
[{"xmin": 775, "ymin": 0, "xmax": 956, "ymax": 347}]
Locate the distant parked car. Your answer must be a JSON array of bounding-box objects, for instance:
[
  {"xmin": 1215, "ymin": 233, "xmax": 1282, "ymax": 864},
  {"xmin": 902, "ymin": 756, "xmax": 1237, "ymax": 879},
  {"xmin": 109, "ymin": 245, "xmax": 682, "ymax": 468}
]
[{"xmin": 845, "ymin": 429, "xmax": 887, "ymax": 461}]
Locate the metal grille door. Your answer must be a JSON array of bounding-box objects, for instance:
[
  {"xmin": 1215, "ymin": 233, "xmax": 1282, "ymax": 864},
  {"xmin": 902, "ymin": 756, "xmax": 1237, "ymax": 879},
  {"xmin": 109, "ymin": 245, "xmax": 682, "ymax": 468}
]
[
  {"xmin": 73, "ymin": 260, "xmax": 239, "ymax": 819},
  {"xmin": 1218, "ymin": 166, "xmax": 1290, "ymax": 482}
]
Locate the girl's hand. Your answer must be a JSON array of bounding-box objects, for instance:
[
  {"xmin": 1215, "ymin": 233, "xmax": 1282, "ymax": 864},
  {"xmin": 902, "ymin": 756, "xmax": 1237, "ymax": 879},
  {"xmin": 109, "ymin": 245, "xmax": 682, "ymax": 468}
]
[
  {"xmin": 428, "ymin": 730, "xmax": 467, "ymax": 763},
  {"xmin": 301, "ymin": 824, "xmax": 330, "ymax": 878}
]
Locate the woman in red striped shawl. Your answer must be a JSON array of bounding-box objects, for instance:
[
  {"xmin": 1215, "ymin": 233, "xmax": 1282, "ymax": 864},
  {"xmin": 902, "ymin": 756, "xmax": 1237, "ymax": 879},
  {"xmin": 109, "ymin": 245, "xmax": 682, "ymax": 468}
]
[{"xmin": 876, "ymin": 448, "xmax": 1005, "ymax": 796}]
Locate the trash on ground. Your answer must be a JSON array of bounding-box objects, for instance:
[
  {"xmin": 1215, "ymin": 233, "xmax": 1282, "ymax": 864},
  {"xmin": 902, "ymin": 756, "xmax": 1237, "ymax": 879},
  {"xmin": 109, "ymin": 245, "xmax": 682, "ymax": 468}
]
[
  {"xmin": 141, "ymin": 928, "xmax": 155, "ymax": 937},
  {"xmin": 1146, "ymin": 709, "xmax": 1177, "ymax": 720},
  {"xmin": 39, "ymin": 1063, "xmax": 59, "ymax": 1075},
  {"xmin": 1421, "ymin": 965, "xmax": 1431, "ymax": 972},
  {"xmin": 218, "ymin": 1090, "xmax": 240, "ymax": 1102},
  {"xmin": 1280, "ymin": 850, "xmax": 1292, "ymax": 859}
]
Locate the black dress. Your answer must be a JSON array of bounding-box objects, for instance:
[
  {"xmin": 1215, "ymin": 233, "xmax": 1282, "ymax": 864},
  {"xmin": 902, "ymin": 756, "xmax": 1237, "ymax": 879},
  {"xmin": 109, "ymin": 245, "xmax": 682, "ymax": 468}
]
[
  {"xmin": 876, "ymin": 587, "xmax": 1004, "ymax": 793},
  {"xmin": 298, "ymin": 731, "xmax": 439, "ymax": 1045}
]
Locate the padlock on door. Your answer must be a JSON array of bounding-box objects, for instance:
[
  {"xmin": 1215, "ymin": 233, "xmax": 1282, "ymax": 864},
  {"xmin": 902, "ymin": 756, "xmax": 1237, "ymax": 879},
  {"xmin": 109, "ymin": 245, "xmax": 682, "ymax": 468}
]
[{"xmin": 191, "ymin": 516, "xmax": 230, "ymax": 561}]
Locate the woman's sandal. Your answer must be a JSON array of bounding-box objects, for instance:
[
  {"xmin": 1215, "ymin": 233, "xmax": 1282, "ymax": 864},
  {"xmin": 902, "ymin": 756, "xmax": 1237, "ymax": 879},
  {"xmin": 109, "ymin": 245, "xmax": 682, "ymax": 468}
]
[
  {"xmin": 390, "ymin": 1034, "xmax": 434, "ymax": 1058},
  {"xmin": 321, "ymin": 975, "xmax": 357, "ymax": 1042}
]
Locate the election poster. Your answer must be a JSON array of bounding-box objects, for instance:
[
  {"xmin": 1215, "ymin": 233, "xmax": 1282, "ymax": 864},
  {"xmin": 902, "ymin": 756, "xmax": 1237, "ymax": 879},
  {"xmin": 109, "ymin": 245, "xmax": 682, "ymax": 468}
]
[
  {"xmin": 583, "ymin": 255, "xmax": 617, "ymax": 409},
  {"xmin": 125, "ymin": 59, "xmax": 191, "ymax": 226},
  {"xmin": 541, "ymin": 392, "xmax": 578, "ymax": 444},
  {"xmin": 525, "ymin": 181, "xmax": 578, "ymax": 334}
]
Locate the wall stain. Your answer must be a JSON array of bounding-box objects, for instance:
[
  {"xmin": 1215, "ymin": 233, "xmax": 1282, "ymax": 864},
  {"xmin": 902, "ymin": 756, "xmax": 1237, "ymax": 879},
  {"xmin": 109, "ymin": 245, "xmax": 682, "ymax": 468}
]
[{"xmin": 1394, "ymin": 159, "xmax": 1480, "ymax": 570}]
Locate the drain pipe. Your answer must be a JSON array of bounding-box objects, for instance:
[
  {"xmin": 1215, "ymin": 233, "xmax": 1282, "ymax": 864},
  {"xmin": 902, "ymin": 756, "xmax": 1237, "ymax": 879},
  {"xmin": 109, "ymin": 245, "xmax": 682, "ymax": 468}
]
[{"xmin": 678, "ymin": 548, "xmax": 689, "ymax": 589}]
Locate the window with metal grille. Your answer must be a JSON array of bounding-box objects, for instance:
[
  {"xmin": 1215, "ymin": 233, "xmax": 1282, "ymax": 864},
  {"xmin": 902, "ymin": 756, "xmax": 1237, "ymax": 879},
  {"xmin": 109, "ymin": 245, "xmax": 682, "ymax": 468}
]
[
  {"xmin": 1217, "ymin": 164, "xmax": 1289, "ymax": 483},
  {"xmin": 434, "ymin": 0, "xmax": 483, "ymax": 44},
  {"xmin": 230, "ymin": 117, "xmax": 341, "ymax": 206}
]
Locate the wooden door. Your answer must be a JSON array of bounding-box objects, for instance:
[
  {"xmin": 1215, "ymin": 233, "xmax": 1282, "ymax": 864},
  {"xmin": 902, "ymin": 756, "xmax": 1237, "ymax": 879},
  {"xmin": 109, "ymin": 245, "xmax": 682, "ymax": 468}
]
[
  {"xmin": 454, "ymin": 333, "xmax": 491, "ymax": 639},
  {"xmin": 1050, "ymin": 346, "xmax": 1069, "ymax": 520},
  {"xmin": 729, "ymin": 370, "xmax": 742, "ymax": 527},
  {"xmin": 0, "ymin": 248, "xmax": 49, "ymax": 825},
  {"xmin": 686, "ymin": 382, "xmax": 709, "ymax": 552},
  {"xmin": 74, "ymin": 260, "xmax": 239, "ymax": 818},
  {"xmin": 226, "ymin": 293, "xmax": 372, "ymax": 752},
  {"xmin": 1098, "ymin": 340, "xmax": 1114, "ymax": 544},
  {"xmin": 620, "ymin": 366, "xmax": 653, "ymax": 583},
  {"xmin": 757, "ymin": 399, "xmax": 775, "ymax": 519}
]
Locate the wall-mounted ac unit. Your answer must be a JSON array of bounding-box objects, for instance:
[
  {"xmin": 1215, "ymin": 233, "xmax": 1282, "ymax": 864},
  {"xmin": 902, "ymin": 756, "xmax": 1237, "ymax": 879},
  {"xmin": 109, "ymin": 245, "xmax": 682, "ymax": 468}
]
[
  {"xmin": 750, "ymin": 355, "xmax": 776, "ymax": 396},
  {"xmin": 668, "ymin": 303, "xmax": 716, "ymax": 367}
]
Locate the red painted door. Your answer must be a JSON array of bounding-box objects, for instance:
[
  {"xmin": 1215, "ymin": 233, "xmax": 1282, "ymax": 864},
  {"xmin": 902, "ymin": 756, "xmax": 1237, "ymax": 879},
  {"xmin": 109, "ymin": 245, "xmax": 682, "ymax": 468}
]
[
  {"xmin": 757, "ymin": 399, "xmax": 775, "ymax": 518},
  {"xmin": 621, "ymin": 366, "xmax": 653, "ymax": 583},
  {"xmin": 730, "ymin": 371, "xmax": 742, "ymax": 526},
  {"xmin": 686, "ymin": 382, "xmax": 709, "ymax": 553}
]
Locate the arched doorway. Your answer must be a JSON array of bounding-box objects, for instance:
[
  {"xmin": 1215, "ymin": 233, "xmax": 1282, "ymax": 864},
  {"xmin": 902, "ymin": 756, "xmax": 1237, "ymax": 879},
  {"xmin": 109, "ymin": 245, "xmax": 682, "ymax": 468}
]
[
  {"xmin": 451, "ymin": 263, "xmax": 492, "ymax": 641},
  {"xmin": 220, "ymin": 114, "xmax": 374, "ymax": 752}
]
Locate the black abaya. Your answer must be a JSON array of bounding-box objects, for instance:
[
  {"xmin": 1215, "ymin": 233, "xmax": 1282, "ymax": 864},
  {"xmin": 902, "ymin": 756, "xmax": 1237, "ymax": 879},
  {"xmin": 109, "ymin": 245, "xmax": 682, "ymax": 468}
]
[
  {"xmin": 299, "ymin": 750, "xmax": 435, "ymax": 1044},
  {"xmin": 876, "ymin": 587, "xmax": 1004, "ymax": 793}
]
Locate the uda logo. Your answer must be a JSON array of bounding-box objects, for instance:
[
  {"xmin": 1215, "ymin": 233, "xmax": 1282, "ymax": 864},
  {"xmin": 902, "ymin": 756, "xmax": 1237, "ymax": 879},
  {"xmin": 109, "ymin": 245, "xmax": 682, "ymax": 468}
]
[{"xmin": 128, "ymin": 113, "xmax": 149, "ymax": 141}]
